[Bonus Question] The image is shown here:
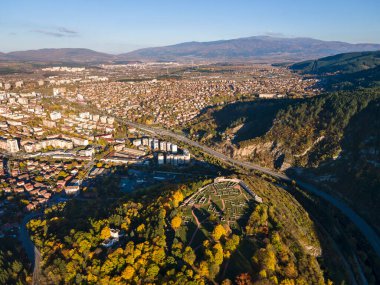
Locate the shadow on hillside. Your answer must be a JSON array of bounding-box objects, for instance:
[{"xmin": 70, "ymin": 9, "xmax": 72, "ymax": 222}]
[
  {"xmin": 211, "ymin": 99, "xmax": 300, "ymax": 143},
  {"xmin": 185, "ymin": 220, "xmax": 208, "ymax": 249},
  {"xmin": 236, "ymin": 200, "xmax": 256, "ymax": 233}
]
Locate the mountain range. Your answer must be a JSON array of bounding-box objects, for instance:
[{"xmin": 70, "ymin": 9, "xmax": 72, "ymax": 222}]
[
  {"xmin": 1, "ymin": 36, "xmax": 380, "ymax": 63},
  {"xmin": 0, "ymin": 48, "xmax": 113, "ymax": 63}
]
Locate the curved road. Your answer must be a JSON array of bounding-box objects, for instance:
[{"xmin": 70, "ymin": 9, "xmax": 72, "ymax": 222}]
[
  {"xmin": 19, "ymin": 212, "xmax": 42, "ymax": 285},
  {"xmin": 18, "ymin": 159, "xmax": 96, "ymax": 285},
  {"xmin": 125, "ymin": 121, "xmax": 380, "ymax": 258}
]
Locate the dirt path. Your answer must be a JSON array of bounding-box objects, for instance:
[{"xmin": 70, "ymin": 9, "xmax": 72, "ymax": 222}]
[{"xmin": 188, "ymin": 208, "xmax": 201, "ymax": 246}]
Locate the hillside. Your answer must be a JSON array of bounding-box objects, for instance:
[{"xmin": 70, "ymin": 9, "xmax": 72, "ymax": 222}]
[
  {"xmin": 290, "ymin": 50, "xmax": 380, "ymax": 74},
  {"xmin": 235, "ymin": 88, "xmax": 380, "ymax": 168},
  {"xmin": 185, "ymin": 88, "xmax": 380, "ymax": 169},
  {"xmin": 27, "ymin": 175, "xmax": 331, "ymax": 284},
  {"xmin": 323, "ymin": 65, "xmax": 380, "ymax": 90},
  {"xmin": 119, "ymin": 36, "xmax": 380, "ymax": 62},
  {"xmin": 1, "ymin": 48, "xmax": 115, "ymax": 63},
  {"xmin": 312, "ymin": 98, "xmax": 380, "ymax": 232},
  {"xmin": 183, "ymin": 52, "xmax": 380, "ymax": 241}
]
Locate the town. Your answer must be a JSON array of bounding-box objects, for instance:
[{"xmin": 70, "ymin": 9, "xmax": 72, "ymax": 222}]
[
  {"xmin": 0, "ymin": 61, "xmax": 324, "ymax": 282},
  {"xmin": 1, "ymin": 63, "xmax": 319, "ymax": 128},
  {"xmin": 0, "ymin": 62, "xmax": 319, "ymax": 238},
  {"xmin": 0, "ymin": 84, "xmax": 196, "ymax": 240}
]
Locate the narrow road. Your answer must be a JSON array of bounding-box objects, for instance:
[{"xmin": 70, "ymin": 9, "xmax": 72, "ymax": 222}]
[
  {"xmin": 19, "ymin": 211, "xmax": 42, "ymax": 285},
  {"xmin": 18, "ymin": 160, "xmax": 96, "ymax": 285},
  {"xmin": 125, "ymin": 121, "xmax": 380, "ymax": 258},
  {"xmin": 188, "ymin": 209, "xmax": 201, "ymax": 246}
]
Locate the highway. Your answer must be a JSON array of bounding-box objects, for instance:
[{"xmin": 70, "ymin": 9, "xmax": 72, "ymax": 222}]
[{"xmin": 125, "ymin": 120, "xmax": 380, "ymax": 258}]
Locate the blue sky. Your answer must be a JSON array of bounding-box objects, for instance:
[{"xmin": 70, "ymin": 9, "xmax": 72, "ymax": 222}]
[{"xmin": 1, "ymin": 0, "xmax": 380, "ymax": 53}]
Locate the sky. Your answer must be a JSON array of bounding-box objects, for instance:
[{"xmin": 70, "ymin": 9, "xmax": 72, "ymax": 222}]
[{"xmin": 1, "ymin": 0, "xmax": 380, "ymax": 54}]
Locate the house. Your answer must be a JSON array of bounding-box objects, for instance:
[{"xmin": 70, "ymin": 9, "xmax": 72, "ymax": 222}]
[
  {"xmin": 110, "ymin": 229, "xmax": 120, "ymax": 238},
  {"xmin": 25, "ymin": 204, "xmax": 35, "ymax": 211},
  {"xmin": 65, "ymin": 180, "xmax": 80, "ymax": 196},
  {"xmin": 50, "ymin": 111, "xmax": 62, "ymax": 121},
  {"xmin": 133, "ymin": 139, "xmax": 142, "ymax": 146},
  {"xmin": 24, "ymin": 183, "xmax": 34, "ymax": 191},
  {"xmin": 113, "ymin": 144, "xmax": 125, "ymax": 152}
]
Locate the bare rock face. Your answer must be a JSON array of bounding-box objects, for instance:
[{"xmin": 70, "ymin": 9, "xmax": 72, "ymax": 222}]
[
  {"xmin": 217, "ymin": 141, "xmax": 235, "ymax": 158},
  {"xmin": 233, "ymin": 140, "xmax": 293, "ymax": 170}
]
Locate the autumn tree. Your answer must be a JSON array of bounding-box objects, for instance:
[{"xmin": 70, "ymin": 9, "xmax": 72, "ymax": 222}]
[
  {"xmin": 225, "ymin": 234, "xmax": 240, "ymax": 252},
  {"xmin": 136, "ymin": 224, "xmax": 145, "ymax": 233},
  {"xmin": 146, "ymin": 264, "xmax": 160, "ymax": 280},
  {"xmin": 213, "ymin": 243, "xmax": 224, "ymax": 266},
  {"xmin": 100, "ymin": 226, "xmax": 111, "ymax": 239},
  {"xmin": 212, "ymin": 224, "xmax": 226, "ymax": 241},
  {"xmin": 171, "ymin": 216, "xmax": 182, "ymax": 230},
  {"xmin": 182, "ymin": 246, "xmax": 196, "ymax": 266},
  {"xmin": 253, "ymin": 245, "xmax": 277, "ymax": 273},
  {"xmin": 122, "ymin": 265, "xmax": 135, "ymax": 280},
  {"xmin": 172, "ymin": 191, "xmax": 184, "ymax": 207},
  {"xmin": 221, "ymin": 279, "xmax": 232, "ymax": 285},
  {"xmin": 199, "ymin": 261, "xmax": 209, "ymax": 277},
  {"xmin": 284, "ymin": 262, "xmax": 298, "ymax": 279},
  {"xmin": 235, "ymin": 273, "xmax": 254, "ymax": 285},
  {"xmin": 280, "ymin": 279, "xmax": 296, "ymax": 285}
]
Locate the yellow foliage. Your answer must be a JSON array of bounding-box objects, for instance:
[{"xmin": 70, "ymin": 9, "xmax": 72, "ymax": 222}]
[
  {"xmin": 264, "ymin": 247, "xmax": 276, "ymax": 271},
  {"xmin": 284, "ymin": 262, "xmax": 298, "ymax": 278},
  {"xmin": 186, "ymin": 269, "xmax": 194, "ymax": 278},
  {"xmin": 100, "ymin": 226, "xmax": 111, "ymax": 239},
  {"xmin": 270, "ymin": 276, "xmax": 279, "ymax": 284},
  {"xmin": 280, "ymin": 279, "xmax": 295, "ymax": 285},
  {"xmin": 199, "ymin": 261, "xmax": 209, "ymax": 277},
  {"xmin": 122, "ymin": 265, "xmax": 135, "ymax": 280},
  {"xmin": 259, "ymin": 269, "xmax": 267, "ymax": 278},
  {"xmin": 121, "ymin": 222, "xmax": 129, "ymax": 231},
  {"xmin": 87, "ymin": 272, "xmax": 98, "ymax": 283},
  {"xmin": 133, "ymin": 248, "xmax": 141, "ymax": 258},
  {"xmin": 171, "ymin": 216, "xmax": 182, "ymax": 230},
  {"xmin": 172, "ymin": 190, "xmax": 184, "ymax": 207},
  {"xmin": 136, "ymin": 224, "xmax": 145, "ymax": 232},
  {"xmin": 211, "ymin": 242, "xmax": 224, "ymax": 265},
  {"xmin": 152, "ymin": 247, "xmax": 166, "ymax": 264},
  {"xmin": 212, "ymin": 224, "xmax": 226, "ymax": 241}
]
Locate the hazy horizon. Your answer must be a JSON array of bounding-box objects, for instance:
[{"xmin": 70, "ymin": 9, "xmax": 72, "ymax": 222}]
[
  {"xmin": 1, "ymin": 34, "xmax": 380, "ymax": 55},
  {"xmin": 1, "ymin": 0, "xmax": 380, "ymax": 53}
]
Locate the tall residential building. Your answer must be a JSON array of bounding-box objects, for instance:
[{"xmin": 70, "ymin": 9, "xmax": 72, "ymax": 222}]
[{"xmin": 7, "ymin": 139, "xmax": 20, "ymax": 153}]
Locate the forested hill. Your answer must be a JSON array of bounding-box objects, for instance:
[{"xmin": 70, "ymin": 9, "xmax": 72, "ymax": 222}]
[
  {"xmin": 290, "ymin": 50, "xmax": 380, "ymax": 75},
  {"xmin": 235, "ymin": 88, "xmax": 380, "ymax": 168}
]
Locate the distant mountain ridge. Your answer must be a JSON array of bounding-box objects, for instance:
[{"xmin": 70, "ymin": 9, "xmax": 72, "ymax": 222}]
[
  {"xmin": 1, "ymin": 36, "xmax": 380, "ymax": 63},
  {"xmin": 2, "ymin": 48, "xmax": 115, "ymax": 63},
  {"xmin": 119, "ymin": 36, "xmax": 380, "ymax": 62}
]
